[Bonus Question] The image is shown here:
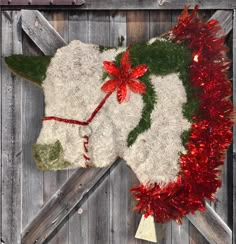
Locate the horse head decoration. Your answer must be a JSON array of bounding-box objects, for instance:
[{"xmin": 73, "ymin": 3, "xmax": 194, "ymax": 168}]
[{"xmin": 33, "ymin": 38, "xmax": 190, "ymax": 186}]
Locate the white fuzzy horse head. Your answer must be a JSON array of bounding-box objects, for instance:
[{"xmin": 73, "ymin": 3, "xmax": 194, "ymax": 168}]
[{"xmin": 33, "ymin": 39, "xmax": 190, "ymax": 184}]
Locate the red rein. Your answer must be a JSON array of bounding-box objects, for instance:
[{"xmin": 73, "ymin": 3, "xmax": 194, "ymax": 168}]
[
  {"xmin": 42, "ymin": 92, "xmax": 112, "ymax": 165},
  {"xmin": 42, "ymin": 92, "xmax": 112, "ymax": 126}
]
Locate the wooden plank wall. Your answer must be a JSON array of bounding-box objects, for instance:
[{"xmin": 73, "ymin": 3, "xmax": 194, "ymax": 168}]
[
  {"xmin": 1, "ymin": 9, "xmax": 233, "ymax": 244},
  {"xmin": 1, "ymin": 0, "xmax": 236, "ymax": 9}
]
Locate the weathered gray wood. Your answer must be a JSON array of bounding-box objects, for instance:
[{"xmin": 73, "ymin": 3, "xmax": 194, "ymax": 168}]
[
  {"xmin": 171, "ymin": 218, "xmax": 189, "ymax": 244},
  {"xmin": 21, "ymin": 80, "xmax": 44, "ymax": 228},
  {"xmin": 187, "ymin": 203, "xmax": 232, "ymax": 244},
  {"xmin": 68, "ymin": 191, "xmax": 89, "ymax": 244},
  {"xmin": 149, "ymin": 10, "xmax": 172, "ymax": 38},
  {"xmin": 4, "ymin": 0, "xmax": 236, "ymax": 9},
  {"xmin": 88, "ymin": 11, "xmax": 110, "ymax": 46},
  {"xmin": 0, "ymin": 10, "xmax": 2, "ymax": 241},
  {"xmin": 21, "ymin": 10, "xmax": 67, "ymax": 55},
  {"xmin": 20, "ymin": 8, "xmax": 45, "ymax": 234},
  {"xmin": 80, "ymin": 0, "xmax": 236, "ymax": 10},
  {"xmin": 88, "ymin": 173, "xmax": 111, "ymax": 244},
  {"xmin": 211, "ymin": 163, "xmax": 229, "ymax": 224},
  {"xmin": 68, "ymin": 11, "xmax": 89, "ymax": 43},
  {"xmin": 22, "ymin": 31, "xmax": 44, "ymax": 56},
  {"xmin": 21, "ymin": 160, "xmax": 120, "ymax": 244},
  {"xmin": 233, "ymin": 8, "xmax": 236, "ymax": 244},
  {"xmin": 127, "ymin": 11, "xmax": 149, "ymax": 45},
  {"xmin": 20, "ymin": 9, "xmax": 45, "ymax": 233},
  {"xmin": 1, "ymin": 11, "xmax": 22, "ymax": 244},
  {"xmin": 110, "ymin": 11, "xmax": 126, "ymax": 48},
  {"xmin": 210, "ymin": 10, "xmax": 233, "ymax": 36},
  {"xmin": 1, "ymin": 0, "xmax": 85, "ymax": 5},
  {"xmin": 109, "ymin": 161, "xmax": 131, "ymax": 243},
  {"xmin": 189, "ymin": 222, "xmax": 209, "ymax": 244}
]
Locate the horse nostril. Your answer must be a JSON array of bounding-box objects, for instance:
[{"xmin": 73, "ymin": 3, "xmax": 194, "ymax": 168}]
[{"xmin": 32, "ymin": 140, "xmax": 72, "ymax": 170}]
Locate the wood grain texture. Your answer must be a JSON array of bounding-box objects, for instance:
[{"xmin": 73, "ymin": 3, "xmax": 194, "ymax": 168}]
[
  {"xmin": 1, "ymin": 11, "xmax": 22, "ymax": 244},
  {"xmin": 110, "ymin": 10, "xmax": 126, "ymax": 47},
  {"xmin": 21, "ymin": 160, "xmax": 120, "ymax": 244},
  {"xmin": 22, "ymin": 31, "xmax": 44, "ymax": 56},
  {"xmin": 77, "ymin": 0, "xmax": 236, "ymax": 10},
  {"xmin": 212, "ymin": 162, "xmax": 229, "ymax": 224},
  {"xmin": 233, "ymin": 8, "xmax": 236, "ymax": 244},
  {"xmin": 149, "ymin": 10, "xmax": 172, "ymax": 38},
  {"xmin": 21, "ymin": 10, "xmax": 67, "ymax": 55},
  {"xmin": 189, "ymin": 222, "xmax": 209, "ymax": 244},
  {"xmin": 109, "ymin": 161, "xmax": 130, "ymax": 244},
  {"xmin": 20, "ymin": 9, "xmax": 45, "ymax": 232},
  {"xmin": 68, "ymin": 11, "xmax": 89, "ymax": 43},
  {"xmin": 21, "ymin": 80, "xmax": 44, "ymax": 229},
  {"xmin": 88, "ymin": 171, "xmax": 111, "ymax": 244},
  {"xmin": 2, "ymin": 0, "xmax": 236, "ymax": 9},
  {"xmin": 0, "ymin": 10, "xmax": 2, "ymax": 241},
  {"xmin": 127, "ymin": 11, "xmax": 149, "ymax": 45},
  {"xmin": 1, "ymin": 0, "xmax": 85, "ymax": 5},
  {"xmin": 68, "ymin": 181, "xmax": 89, "ymax": 244},
  {"xmin": 187, "ymin": 203, "xmax": 232, "ymax": 244},
  {"xmin": 172, "ymin": 218, "xmax": 189, "ymax": 244},
  {"xmin": 88, "ymin": 11, "xmax": 110, "ymax": 46},
  {"xmin": 210, "ymin": 10, "xmax": 233, "ymax": 36}
]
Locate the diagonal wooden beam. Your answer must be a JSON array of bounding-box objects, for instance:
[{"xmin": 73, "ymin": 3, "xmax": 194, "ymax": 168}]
[
  {"xmin": 21, "ymin": 159, "xmax": 122, "ymax": 244},
  {"xmin": 210, "ymin": 10, "xmax": 233, "ymax": 36},
  {"xmin": 21, "ymin": 10, "xmax": 67, "ymax": 55},
  {"xmin": 187, "ymin": 204, "xmax": 232, "ymax": 244}
]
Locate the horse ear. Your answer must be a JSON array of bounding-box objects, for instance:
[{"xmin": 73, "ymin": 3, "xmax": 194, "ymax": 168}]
[{"xmin": 4, "ymin": 55, "xmax": 51, "ymax": 87}]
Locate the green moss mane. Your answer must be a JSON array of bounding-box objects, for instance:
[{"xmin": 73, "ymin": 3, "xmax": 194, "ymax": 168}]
[{"xmin": 103, "ymin": 39, "xmax": 196, "ymax": 147}]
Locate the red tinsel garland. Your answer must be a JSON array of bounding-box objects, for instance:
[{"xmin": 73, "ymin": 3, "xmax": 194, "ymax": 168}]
[{"xmin": 130, "ymin": 5, "xmax": 234, "ymax": 224}]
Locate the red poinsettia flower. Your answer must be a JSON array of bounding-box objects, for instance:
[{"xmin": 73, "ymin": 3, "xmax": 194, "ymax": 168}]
[{"xmin": 101, "ymin": 50, "xmax": 148, "ymax": 103}]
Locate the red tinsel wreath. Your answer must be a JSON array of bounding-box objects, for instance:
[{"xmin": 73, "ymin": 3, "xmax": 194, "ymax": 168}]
[{"xmin": 130, "ymin": 5, "xmax": 234, "ymax": 224}]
